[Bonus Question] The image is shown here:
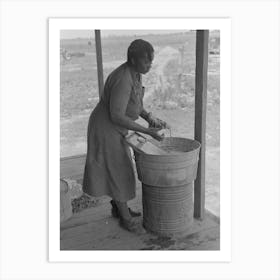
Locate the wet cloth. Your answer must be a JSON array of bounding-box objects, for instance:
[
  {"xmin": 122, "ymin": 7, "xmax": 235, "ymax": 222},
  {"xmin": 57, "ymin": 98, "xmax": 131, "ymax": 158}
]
[{"xmin": 83, "ymin": 63, "xmax": 144, "ymax": 202}]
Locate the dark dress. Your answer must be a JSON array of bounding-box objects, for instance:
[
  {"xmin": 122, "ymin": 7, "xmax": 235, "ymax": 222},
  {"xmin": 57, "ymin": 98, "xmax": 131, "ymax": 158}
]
[{"xmin": 82, "ymin": 62, "xmax": 144, "ymax": 202}]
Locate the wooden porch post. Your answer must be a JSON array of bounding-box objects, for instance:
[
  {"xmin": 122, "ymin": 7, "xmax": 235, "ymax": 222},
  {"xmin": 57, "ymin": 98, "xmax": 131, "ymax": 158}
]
[
  {"xmin": 194, "ymin": 30, "xmax": 209, "ymax": 220},
  {"xmin": 95, "ymin": 30, "xmax": 104, "ymax": 98}
]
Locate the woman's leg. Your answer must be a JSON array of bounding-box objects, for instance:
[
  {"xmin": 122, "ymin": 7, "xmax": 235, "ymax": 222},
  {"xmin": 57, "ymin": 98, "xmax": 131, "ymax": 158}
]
[
  {"xmin": 114, "ymin": 200, "xmax": 146, "ymax": 234},
  {"xmin": 111, "ymin": 199, "xmax": 141, "ymax": 218},
  {"xmin": 114, "ymin": 201, "xmax": 131, "ymax": 220}
]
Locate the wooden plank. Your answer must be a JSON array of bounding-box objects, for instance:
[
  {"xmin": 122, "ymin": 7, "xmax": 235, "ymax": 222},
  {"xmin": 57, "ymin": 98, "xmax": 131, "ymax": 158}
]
[
  {"xmin": 60, "ymin": 154, "xmax": 86, "ymax": 180},
  {"xmin": 95, "ymin": 30, "xmax": 104, "ymax": 98},
  {"xmin": 194, "ymin": 30, "xmax": 209, "ymax": 220}
]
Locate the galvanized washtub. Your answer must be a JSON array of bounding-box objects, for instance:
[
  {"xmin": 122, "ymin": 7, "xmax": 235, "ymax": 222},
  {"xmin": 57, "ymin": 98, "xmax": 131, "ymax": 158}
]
[{"xmin": 126, "ymin": 134, "xmax": 201, "ymax": 236}]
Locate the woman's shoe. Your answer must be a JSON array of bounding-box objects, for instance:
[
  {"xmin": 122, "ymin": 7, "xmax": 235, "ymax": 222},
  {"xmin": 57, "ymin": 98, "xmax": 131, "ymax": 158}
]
[
  {"xmin": 110, "ymin": 200, "xmax": 141, "ymax": 218},
  {"xmin": 119, "ymin": 217, "xmax": 146, "ymax": 235}
]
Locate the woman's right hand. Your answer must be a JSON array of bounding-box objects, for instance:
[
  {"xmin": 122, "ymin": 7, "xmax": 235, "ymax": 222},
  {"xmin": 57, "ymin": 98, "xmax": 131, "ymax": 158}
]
[{"xmin": 147, "ymin": 127, "xmax": 164, "ymax": 141}]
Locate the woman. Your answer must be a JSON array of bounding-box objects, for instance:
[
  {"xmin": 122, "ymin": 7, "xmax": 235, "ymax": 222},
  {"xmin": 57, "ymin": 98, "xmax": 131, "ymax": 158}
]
[{"xmin": 83, "ymin": 39, "xmax": 168, "ymax": 234}]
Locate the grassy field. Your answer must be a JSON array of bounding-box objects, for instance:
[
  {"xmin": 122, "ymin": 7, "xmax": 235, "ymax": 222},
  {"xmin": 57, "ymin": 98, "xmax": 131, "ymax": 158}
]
[{"xmin": 60, "ymin": 31, "xmax": 220, "ymax": 215}]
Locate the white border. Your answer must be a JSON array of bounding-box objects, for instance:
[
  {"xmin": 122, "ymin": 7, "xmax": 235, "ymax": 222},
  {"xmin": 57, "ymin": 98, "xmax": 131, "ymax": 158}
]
[{"xmin": 49, "ymin": 18, "xmax": 231, "ymax": 262}]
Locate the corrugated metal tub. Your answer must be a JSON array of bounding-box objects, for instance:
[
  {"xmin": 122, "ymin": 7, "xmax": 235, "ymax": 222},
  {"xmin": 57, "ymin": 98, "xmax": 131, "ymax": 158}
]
[{"xmin": 134, "ymin": 137, "xmax": 201, "ymax": 236}]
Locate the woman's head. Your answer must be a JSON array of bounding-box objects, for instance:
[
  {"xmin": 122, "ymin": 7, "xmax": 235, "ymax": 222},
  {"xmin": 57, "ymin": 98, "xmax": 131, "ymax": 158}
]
[{"xmin": 127, "ymin": 39, "xmax": 154, "ymax": 74}]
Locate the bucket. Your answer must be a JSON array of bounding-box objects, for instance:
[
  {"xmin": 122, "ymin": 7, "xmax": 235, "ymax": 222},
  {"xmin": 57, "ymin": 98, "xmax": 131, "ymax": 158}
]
[
  {"xmin": 60, "ymin": 179, "xmax": 73, "ymax": 223},
  {"xmin": 134, "ymin": 137, "xmax": 201, "ymax": 236}
]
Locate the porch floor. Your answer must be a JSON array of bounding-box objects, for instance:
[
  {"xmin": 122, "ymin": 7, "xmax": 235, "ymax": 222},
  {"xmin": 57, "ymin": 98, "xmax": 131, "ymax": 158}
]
[{"xmin": 60, "ymin": 186, "xmax": 220, "ymax": 251}]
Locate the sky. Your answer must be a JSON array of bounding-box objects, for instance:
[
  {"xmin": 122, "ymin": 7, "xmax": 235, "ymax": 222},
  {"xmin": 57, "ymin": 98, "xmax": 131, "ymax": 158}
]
[{"xmin": 60, "ymin": 29, "xmax": 190, "ymax": 39}]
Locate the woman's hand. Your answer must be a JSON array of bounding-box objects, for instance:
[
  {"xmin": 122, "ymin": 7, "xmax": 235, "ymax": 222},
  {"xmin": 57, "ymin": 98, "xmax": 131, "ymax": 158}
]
[
  {"xmin": 147, "ymin": 127, "xmax": 165, "ymax": 141},
  {"xmin": 148, "ymin": 116, "xmax": 170, "ymax": 129}
]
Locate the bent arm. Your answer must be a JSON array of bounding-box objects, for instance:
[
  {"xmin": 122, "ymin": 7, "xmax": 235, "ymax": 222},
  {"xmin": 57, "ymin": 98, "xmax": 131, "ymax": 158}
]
[
  {"xmin": 140, "ymin": 108, "xmax": 152, "ymax": 123},
  {"xmin": 140, "ymin": 108, "xmax": 171, "ymax": 129}
]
